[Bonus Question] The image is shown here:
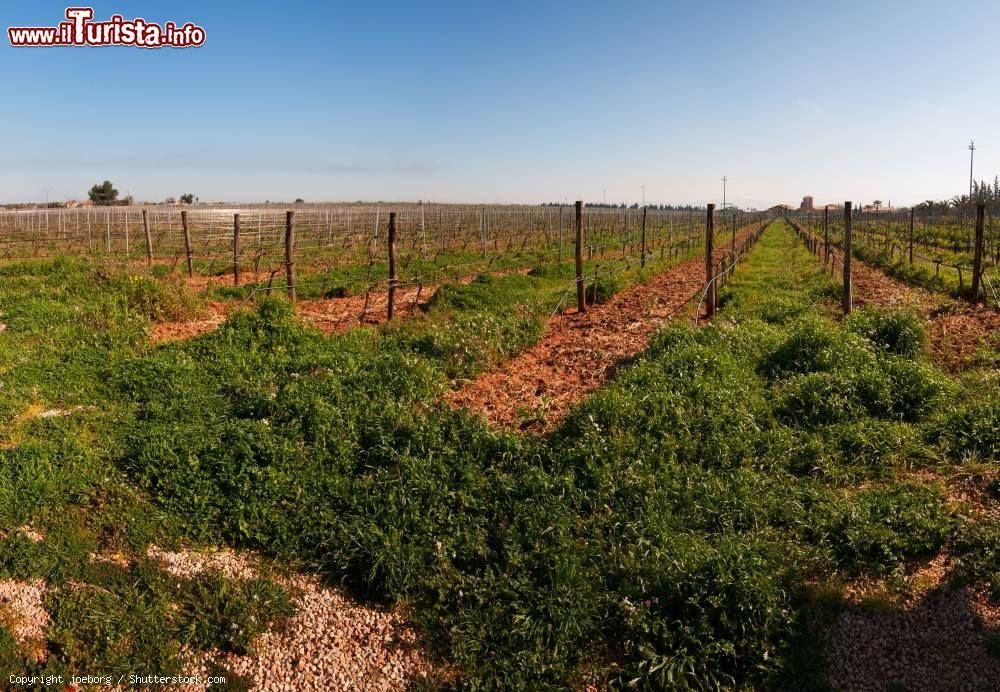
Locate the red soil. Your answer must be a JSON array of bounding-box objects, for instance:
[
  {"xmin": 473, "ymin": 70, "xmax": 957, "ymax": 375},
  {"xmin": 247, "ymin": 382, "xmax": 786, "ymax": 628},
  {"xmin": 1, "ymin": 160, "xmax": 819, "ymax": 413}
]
[
  {"xmin": 446, "ymin": 227, "xmax": 763, "ymax": 431},
  {"xmin": 804, "ymin": 232, "xmax": 1000, "ymax": 370}
]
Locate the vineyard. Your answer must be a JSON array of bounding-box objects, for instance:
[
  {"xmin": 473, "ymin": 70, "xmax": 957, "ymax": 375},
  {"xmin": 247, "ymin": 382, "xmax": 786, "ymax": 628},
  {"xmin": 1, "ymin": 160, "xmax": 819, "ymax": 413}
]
[
  {"xmin": 792, "ymin": 204, "xmax": 1000, "ymax": 308},
  {"xmin": 0, "ymin": 204, "xmax": 998, "ymax": 689}
]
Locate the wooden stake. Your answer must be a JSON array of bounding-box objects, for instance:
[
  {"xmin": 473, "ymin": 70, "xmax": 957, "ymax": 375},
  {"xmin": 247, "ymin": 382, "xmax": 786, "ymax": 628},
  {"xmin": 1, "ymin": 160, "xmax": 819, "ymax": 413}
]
[
  {"xmin": 181, "ymin": 210, "xmax": 193, "ymax": 277},
  {"xmin": 142, "ymin": 209, "xmax": 153, "ymax": 267},
  {"xmin": 640, "ymin": 206, "xmax": 648, "ymax": 268},
  {"xmin": 232, "ymin": 213, "xmax": 242, "ymax": 286},
  {"xmin": 843, "ymin": 202, "xmax": 853, "ymax": 315},
  {"xmin": 971, "ymin": 202, "xmax": 985, "ymax": 303},
  {"xmin": 730, "ymin": 209, "xmax": 736, "ymax": 257},
  {"xmin": 387, "ymin": 212, "xmax": 398, "ymax": 320},
  {"xmin": 575, "ymin": 201, "xmax": 585, "ymax": 313},
  {"xmin": 285, "ymin": 210, "xmax": 296, "ymax": 302},
  {"xmin": 908, "ymin": 207, "xmax": 915, "ymax": 265},
  {"xmin": 824, "ymin": 205, "xmax": 830, "ymax": 265},
  {"xmin": 705, "ymin": 204, "xmax": 716, "ymax": 319}
]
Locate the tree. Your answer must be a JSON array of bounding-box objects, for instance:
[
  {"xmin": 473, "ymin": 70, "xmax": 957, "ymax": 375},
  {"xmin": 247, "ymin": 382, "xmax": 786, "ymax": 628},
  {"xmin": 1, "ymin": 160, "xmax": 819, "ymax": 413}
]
[
  {"xmin": 88, "ymin": 180, "xmax": 119, "ymax": 206},
  {"xmin": 294, "ymin": 198, "xmax": 305, "ymax": 204},
  {"xmin": 179, "ymin": 193, "xmax": 195, "ymax": 204}
]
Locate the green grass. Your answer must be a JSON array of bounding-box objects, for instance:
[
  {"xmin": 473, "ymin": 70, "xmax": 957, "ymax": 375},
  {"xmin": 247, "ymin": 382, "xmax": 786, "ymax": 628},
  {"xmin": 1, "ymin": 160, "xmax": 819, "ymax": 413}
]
[{"xmin": 1, "ymin": 221, "xmax": 997, "ymax": 687}]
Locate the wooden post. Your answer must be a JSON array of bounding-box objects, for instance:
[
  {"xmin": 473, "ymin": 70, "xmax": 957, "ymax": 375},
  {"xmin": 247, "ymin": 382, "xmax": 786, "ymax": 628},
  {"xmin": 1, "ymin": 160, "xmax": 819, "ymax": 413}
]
[
  {"xmin": 387, "ymin": 212, "xmax": 398, "ymax": 320},
  {"xmin": 285, "ymin": 210, "xmax": 296, "ymax": 302},
  {"xmin": 908, "ymin": 207, "xmax": 915, "ymax": 265},
  {"xmin": 730, "ymin": 209, "xmax": 736, "ymax": 257},
  {"xmin": 558, "ymin": 205, "xmax": 564, "ymax": 262},
  {"xmin": 823, "ymin": 206, "xmax": 830, "ymax": 265},
  {"xmin": 181, "ymin": 210, "xmax": 194, "ymax": 277},
  {"xmin": 142, "ymin": 210, "xmax": 153, "ymax": 267},
  {"xmin": 843, "ymin": 202, "xmax": 853, "ymax": 315},
  {"xmin": 705, "ymin": 204, "xmax": 716, "ymax": 319},
  {"xmin": 232, "ymin": 213, "xmax": 241, "ymax": 286},
  {"xmin": 575, "ymin": 201, "xmax": 585, "ymax": 313},
  {"xmin": 640, "ymin": 206, "xmax": 648, "ymax": 268},
  {"xmin": 971, "ymin": 202, "xmax": 985, "ymax": 303}
]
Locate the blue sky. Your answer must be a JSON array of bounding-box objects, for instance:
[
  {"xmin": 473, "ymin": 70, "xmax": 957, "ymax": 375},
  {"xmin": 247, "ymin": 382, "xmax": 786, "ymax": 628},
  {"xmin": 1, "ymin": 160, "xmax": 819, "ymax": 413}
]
[{"xmin": 2, "ymin": 0, "xmax": 998, "ymax": 208}]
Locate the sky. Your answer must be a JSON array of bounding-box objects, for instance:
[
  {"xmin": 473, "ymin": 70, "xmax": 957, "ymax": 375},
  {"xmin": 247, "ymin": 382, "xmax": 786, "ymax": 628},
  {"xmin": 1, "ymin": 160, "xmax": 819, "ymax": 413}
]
[{"xmin": 1, "ymin": 0, "xmax": 999, "ymax": 209}]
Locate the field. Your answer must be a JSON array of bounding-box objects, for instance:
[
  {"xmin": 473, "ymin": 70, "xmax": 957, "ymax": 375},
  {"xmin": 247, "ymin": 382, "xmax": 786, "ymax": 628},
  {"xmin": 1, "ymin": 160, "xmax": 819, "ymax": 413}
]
[
  {"xmin": 794, "ymin": 206, "xmax": 1000, "ymax": 308},
  {"xmin": 1, "ymin": 209, "xmax": 998, "ymax": 689}
]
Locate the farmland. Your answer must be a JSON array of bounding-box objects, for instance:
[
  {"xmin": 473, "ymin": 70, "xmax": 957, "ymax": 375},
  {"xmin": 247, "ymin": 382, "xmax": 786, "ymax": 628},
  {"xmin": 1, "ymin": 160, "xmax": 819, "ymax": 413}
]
[{"xmin": 0, "ymin": 207, "xmax": 998, "ymax": 689}]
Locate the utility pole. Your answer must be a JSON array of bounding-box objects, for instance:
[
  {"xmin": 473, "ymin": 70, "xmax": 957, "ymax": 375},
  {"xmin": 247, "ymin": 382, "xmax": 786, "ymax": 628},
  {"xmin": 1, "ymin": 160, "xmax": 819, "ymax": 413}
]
[
  {"xmin": 722, "ymin": 176, "xmax": 727, "ymax": 210},
  {"xmin": 969, "ymin": 140, "xmax": 976, "ymax": 200},
  {"xmin": 602, "ymin": 189, "xmax": 606, "ymax": 206},
  {"xmin": 641, "ymin": 185, "xmax": 646, "ymax": 208}
]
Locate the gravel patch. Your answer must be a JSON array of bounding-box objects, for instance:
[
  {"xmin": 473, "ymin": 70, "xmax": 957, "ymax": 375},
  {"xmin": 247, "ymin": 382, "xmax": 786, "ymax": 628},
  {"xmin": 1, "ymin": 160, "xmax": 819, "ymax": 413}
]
[
  {"xmin": 153, "ymin": 546, "xmax": 439, "ymax": 689},
  {"xmin": 205, "ymin": 573, "xmax": 438, "ymax": 690},
  {"xmin": 146, "ymin": 545, "xmax": 257, "ymax": 581},
  {"xmin": 0, "ymin": 578, "xmax": 50, "ymax": 662},
  {"xmin": 827, "ymin": 553, "xmax": 1000, "ymax": 691}
]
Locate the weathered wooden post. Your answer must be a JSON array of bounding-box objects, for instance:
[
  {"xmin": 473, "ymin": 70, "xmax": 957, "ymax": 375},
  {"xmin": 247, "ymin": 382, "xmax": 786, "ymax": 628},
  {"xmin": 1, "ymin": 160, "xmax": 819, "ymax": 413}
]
[
  {"xmin": 387, "ymin": 212, "xmax": 398, "ymax": 320},
  {"xmin": 730, "ymin": 209, "xmax": 736, "ymax": 257},
  {"xmin": 705, "ymin": 204, "xmax": 716, "ymax": 319},
  {"xmin": 575, "ymin": 201, "xmax": 585, "ymax": 313},
  {"xmin": 558, "ymin": 205, "xmax": 564, "ymax": 263},
  {"xmin": 908, "ymin": 207, "xmax": 915, "ymax": 265},
  {"xmin": 843, "ymin": 202, "xmax": 853, "ymax": 315},
  {"xmin": 285, "ymin": 210, "xmax": 296, "ymax": 302},
  {"xmin": 142, "ymin": 209, "xmax": 153, "ymax": 267},
  {"xmin": 971, "ymin": 203, "xmax": 985, "ymax": 303},
  {"xmin": 232, "ymin": 213, "xmax": 241, "ymax": 286},
  {"xmin": 640, "ymin": 206, "xmax": 648, "ymax": 268},
  {"xmin": 181, "ymin": 210, "xmax": 194, "ymax": 278},
  {"xmin": 823, "ymin": 205, "xmax": 830, "ymax": 265}
]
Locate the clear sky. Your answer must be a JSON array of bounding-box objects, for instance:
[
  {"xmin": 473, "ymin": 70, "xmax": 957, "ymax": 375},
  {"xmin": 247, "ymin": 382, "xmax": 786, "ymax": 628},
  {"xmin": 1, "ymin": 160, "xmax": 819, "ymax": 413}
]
[{"xmin": 2, "ymin": 0, "xmax": 998, "ymax": 208}]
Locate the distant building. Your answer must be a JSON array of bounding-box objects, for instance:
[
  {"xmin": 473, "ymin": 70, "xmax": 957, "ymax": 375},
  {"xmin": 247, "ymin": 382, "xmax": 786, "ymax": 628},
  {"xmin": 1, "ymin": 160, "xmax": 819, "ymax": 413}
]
[{"xmin": 800, "ymin": 195, "xmax": 814, "ymax": 211}]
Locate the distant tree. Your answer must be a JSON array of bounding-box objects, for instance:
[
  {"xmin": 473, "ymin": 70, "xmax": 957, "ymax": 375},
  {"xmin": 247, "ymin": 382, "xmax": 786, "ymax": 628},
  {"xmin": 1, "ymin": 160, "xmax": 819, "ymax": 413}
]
[
  {"xmin": 179, "ymin": 193, "xmax": 195, "ymax": 205},
  {"xmin": 294, "ymin": 198, "xmax": 305, "ymax": 204},
  {"xmin": 88, "ymin": 180, "xmax": 119, "ymax": 206}
]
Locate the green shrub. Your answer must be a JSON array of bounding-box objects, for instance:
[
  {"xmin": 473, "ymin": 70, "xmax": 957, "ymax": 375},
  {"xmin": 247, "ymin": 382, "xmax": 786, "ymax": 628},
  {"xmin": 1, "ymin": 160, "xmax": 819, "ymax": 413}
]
[
  {"xmin": 845, "ymin": 307, "xmax": 927, "ymax": 357},
  {"xmin": 810, "ymin": 483, "xmax": 951, "ymax": 575},
  {"xmin": 759, "ymin": 317, "xmax": 871, "ymax": 380},
  {"xmin": 586, "ymin": 273, "xmax": 626, "ymax": 305},
  {"xmin": 951, "ymin": 517, "xmax": 1000, "ymax": 600},
  {"xmin": 175, "ymin": 573, "xmax": 294, "ymax": 654},
  {"xmin": 927, "ymin": 389, "xmax": 1000, "ymax": 462},
  {"xmin": 611, "ymin": 532, "xmax": 799, "ymax": 689}
]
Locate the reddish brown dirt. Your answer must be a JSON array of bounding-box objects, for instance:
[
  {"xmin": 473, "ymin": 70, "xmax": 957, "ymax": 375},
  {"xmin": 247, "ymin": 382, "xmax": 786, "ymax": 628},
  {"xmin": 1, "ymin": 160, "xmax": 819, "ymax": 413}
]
[
  {"xmin": 150, "ymin": 300, "xmax": 234, "ymax": 343},
  {"xmin": 150, "ymin": 269, "xmax": 534, "ymax": 344},
  {"xmin": 446, "ymin": 227, "xmax": 762, "ymax": 431},
  {"xmin": 298, "ymin": 282, "xmax": 441, "ymax": 334},
  {"xmin": 803, "ymin": 231, "xmax": 1000, "ymax": 370}
]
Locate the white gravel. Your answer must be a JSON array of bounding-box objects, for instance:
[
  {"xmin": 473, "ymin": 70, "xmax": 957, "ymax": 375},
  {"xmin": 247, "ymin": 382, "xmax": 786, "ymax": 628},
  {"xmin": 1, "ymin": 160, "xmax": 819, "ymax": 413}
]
[
  {"xmin": 826, "ymin": 554, "xmax": 1000, "ymax": 691},
  {"xmin": 0, "ymin": 578, "xmax": 50, "ymax": 662},
  {"xmin": 149, "ymin": 546, "xmax": 440, "ymax": 690}
]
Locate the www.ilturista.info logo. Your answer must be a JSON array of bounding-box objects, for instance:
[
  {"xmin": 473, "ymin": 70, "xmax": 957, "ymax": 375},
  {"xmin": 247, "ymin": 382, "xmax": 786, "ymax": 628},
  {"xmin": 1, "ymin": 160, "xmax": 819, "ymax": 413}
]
[{"xmin": 8, "ymin": 7, "xmax": 205, "ymax": 48}]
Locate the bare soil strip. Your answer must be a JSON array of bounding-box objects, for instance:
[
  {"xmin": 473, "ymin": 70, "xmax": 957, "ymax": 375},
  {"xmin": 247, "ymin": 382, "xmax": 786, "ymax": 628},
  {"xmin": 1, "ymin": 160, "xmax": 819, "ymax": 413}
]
[
  {"xmin": 447, "ymin": 228, "xmax": 762, "ymax": 430},
  {"xmin": 152, "ymin": 270, "xmax": 533, "ymax": 344},
  {"xmin": 816, "ymin": 239, "xmax": 1000, "ymax": 370}
]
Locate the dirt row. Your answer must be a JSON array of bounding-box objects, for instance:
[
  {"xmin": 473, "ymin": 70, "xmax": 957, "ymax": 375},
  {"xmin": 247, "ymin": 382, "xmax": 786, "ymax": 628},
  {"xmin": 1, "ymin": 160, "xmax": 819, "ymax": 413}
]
[
  {"xmin": 797, "ymin": 227, "xmax": 1000, "ymax": 370},
  {"xmin": 446, "ymin": 226, "xmax": 764, "ymax": 430}
]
